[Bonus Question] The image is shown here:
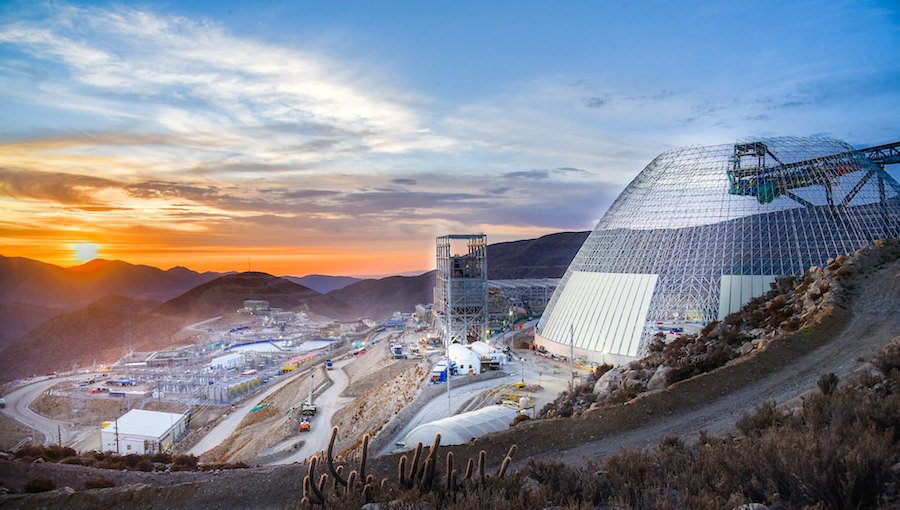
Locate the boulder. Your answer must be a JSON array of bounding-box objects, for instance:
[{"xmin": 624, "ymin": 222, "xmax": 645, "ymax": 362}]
[
  {"xmin": 593, "ymin": 368, "xmax": 623, "ymax": 395},
  {"xmin": 740, "ymin": 342, "xmax": 754, "ymax": 356},
  {"xmin": 647, "ymin": 365, "xmax": 673, "ymax": 391}
]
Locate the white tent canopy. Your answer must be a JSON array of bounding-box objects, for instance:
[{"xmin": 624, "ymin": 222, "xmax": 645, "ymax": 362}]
[
  {"xmin": 448, "ymin": 343, "xmax": 481, "ymax": 375},
  {"xmin": 402, "ymin": 405, "xmax": 518, "ymax": 449}
]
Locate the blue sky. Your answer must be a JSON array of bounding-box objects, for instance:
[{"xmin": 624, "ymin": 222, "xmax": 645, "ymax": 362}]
[{"xmin": 0, "ymin": 0, "xmax": 898, "ymax": 275}]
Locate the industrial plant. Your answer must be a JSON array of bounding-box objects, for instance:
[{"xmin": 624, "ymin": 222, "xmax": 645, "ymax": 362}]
[{"xmin": 537, "ymin": 137, "xmax": 900, "ymax": 364}]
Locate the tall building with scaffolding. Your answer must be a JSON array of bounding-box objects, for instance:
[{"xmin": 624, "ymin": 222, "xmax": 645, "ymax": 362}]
[{"xmin": 434, "ymin": 234, "xmax": 488, "ymax": 346}]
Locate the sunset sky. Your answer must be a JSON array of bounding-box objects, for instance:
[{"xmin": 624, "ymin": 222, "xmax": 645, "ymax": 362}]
[{"xmin": 1, "ymin": 1, "xmax": 898, "ymax": 277}]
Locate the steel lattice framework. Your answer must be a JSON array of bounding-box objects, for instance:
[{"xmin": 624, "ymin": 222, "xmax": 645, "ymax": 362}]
[
  {"xmin": 537, "ymin": 137, "xmax": 900, "ymax": 363},
  {"xmin": 434, "ymin": 234, "xmax": 488, "ymax": 346}
]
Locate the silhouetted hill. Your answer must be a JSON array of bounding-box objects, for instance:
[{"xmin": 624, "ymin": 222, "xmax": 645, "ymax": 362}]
[
  {"xmin": 282, "ymin": 274, "xmax": 361, "ymax": 294},
  {"xmin": 487, "ymin": 231, "xmax": 590, "ymax": 279},
  {"xmin": 154, "ymin": 272, "xmax": 356, "ymax": 319},
  {"xmin": 326, "ymin": 271, "xmax": 436, "ymax": 320},
  {"xmin": 0, "ymin": 255, "xmax": 227, "ymax": 309},
  {"xmin": 0, "ymin": 296, "xmax": 189, "ymax": 382}
]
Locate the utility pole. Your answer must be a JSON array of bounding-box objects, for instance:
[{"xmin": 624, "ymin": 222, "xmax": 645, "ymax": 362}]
[
  {"xmin": 57, "ymin": 425, "xmax": 61, "ymax": 447},
  {"xmin": 569, "ymin": 324, "xmax": 575, "ymax": 392},
  {"xmin": 115, "ymin": 418, "xmax": 120, "ymax": 454}
]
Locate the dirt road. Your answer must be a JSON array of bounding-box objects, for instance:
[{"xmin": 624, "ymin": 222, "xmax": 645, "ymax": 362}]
[
  {"xmin": 187, "ymin": 366, "xmax": 322, "ymax": 457},
  {"xmin": 0, "ymin": 375, "xmax": 89, "ymax": 447},
  {"xmin": 269, "ymin": 359, "xmax": 350, "ymax": 464}
]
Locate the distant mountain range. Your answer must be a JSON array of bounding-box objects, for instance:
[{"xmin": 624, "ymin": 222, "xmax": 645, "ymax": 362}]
[
  {"xmin": 0, "ymin": 255, "xmax": 228, "ymax": 309},
  {"xmin": 0, "ymin": 231, "xmax": 589, "ymax": 380},
  {"xmin": 281, "ymin": 274, "xmax": 361, "ymax": 294}
]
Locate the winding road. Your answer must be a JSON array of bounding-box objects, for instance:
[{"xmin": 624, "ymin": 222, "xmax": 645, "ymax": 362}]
[
  {"xmin": 187, "ymin": 364, "xmax": 328, "ymax": 457},
  {"xmin": 1, "ymin": 375, "xmax": 88, "ymax": 447},
  {"xmin": 269, "ymin": 359, "xmax": 351, "ymax": 464}
]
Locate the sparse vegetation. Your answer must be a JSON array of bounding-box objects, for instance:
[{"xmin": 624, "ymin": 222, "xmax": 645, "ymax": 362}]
[
  {"xmin": 84, "ymin": 477, "xmax": 116, "ymax": 489},
  {"xmin": 9, "ymin": 446, "xmax": 244, "ymax": 472},
  {"xmin": 23, "ymin": 476, "xmax": 56, "ymax": 493}
]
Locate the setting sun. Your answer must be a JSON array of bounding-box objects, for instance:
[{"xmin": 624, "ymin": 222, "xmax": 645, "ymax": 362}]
[{"xmin": 72, "ymin": 243, "xmax": 100, "ymax": 263}]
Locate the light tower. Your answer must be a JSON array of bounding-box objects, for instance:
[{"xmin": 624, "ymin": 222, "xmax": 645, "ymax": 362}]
[{"xmin": 434, "ymin": 234, "xmax": 488, "ymax": 347}]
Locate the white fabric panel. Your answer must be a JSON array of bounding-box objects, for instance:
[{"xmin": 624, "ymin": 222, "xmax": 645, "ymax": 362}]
[
  {"xmin": 718, "ymin": 275, "xmax": 779, "ymax": 320},
  {"xmin": 542, "ymin": 271, "xmax": 658, "ymax": 358}
]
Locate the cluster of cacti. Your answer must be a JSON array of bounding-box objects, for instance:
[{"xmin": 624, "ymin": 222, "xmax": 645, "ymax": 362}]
[
  {"xmin": 301, "ymin": 426, "xmax": 518, "ymax": 506},
  {"xmin": 396, "ymin": 433, "xmax": 517, "ymax": 493}
]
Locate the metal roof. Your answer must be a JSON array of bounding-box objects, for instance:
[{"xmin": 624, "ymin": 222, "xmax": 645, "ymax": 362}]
[{"xmin": 104, "ymin": 409, "xmax": 187, "ymax": 438}]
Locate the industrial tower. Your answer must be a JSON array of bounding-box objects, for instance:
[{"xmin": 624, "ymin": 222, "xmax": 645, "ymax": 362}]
[{"xmin": 434, "ymin": 234, "xmax": 488, "ymax": 346}]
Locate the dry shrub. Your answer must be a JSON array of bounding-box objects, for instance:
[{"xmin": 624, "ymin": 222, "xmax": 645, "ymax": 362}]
[
  {"xmin": 817, "ymin": 372, "xmax": 839, "ymax": 395},
  {"xmin": 526, "ymin": 458, "xmax": 608, "ymax": 506},
  {"xmin": 607, "ymin": 387, "xmax": 639, "ymax": 405},
  {"xmin": 173, "ymin": 454, "xmax": 199, "ymax": 469},
  {"xmin": 700, "ymin": 320, "xmax": 719, "ymax": 337},
  {"xmin": 24, "ymin": 476, "xmax": 55, "ymax": 493},
  {"xmin": 150, "ymin": 452, "xmax": 172, "ymax": 463},
  {"xmin": 84, "ymin": 478, "xmax": 115, "ymax": 489},
  {"xmin": 510, "ymin": 413, "xmax": 530, "ymax": 426},
  {"xmin": 735, "ymin": 400, "xmax": 783, "ymax": 437},
  {"xmin": 873, "ymin": 341, "xmax": 900, "ymax": 374}
]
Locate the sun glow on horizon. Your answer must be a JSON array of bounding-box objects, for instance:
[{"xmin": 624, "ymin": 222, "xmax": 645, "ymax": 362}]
[{"xmin": 72, "ymin": 242, "xmax": 100, "ymax": 263}]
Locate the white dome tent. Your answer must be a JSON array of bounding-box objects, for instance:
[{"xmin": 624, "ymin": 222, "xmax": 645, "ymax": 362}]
[
  {"xmin": 448, "ymin": 343, "xmax": 481, "ymax": 375},
  {"xmin": 402, "ymin": 406, "xmax": 518, "ymax": 449}
]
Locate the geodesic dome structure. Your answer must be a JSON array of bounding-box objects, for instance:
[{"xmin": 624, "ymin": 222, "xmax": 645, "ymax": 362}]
[{"xmin": 536, "ymin": 137, "xmax": 900, "ymax": 364}]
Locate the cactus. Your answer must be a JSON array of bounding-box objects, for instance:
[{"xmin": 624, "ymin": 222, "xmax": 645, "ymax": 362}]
[
  {"xmin": 421, "ymin": 433, "xmax": 441, "ymax": 487},
  {"xmin": 359, "ymin": 434, "xmax": 370, "ymax": 481},
  {"xmin": 301, "ymin": 425, "xmax": 520, "ymax": 505},
  {"xmin": 496, "ymin": 444, "xmax": 517, "ymax": 479},
  {"xmin": 420, "ymin": 457, "xmax": 434, "ymax": 489},
  {"xmin": 398, "ymin": 455, "xmax": 408, "ymax": 487},
  {"xmin": 446, "ymin": 452, "xmax": 455, "ymax": 491},
  {"xmin": 326, "ymin": 426, "xmax": 348, "ymax": 487},
  {"xmin": 302, "ymin": 456, "xmax": 326, "ymax": 505},
  {"xmin": 332, "ymin": 465, "xmax": 343, "ymax": 495},
  {"xmin": 409, "ymin": 441, "xmax": 423, "ymax": 483},
  {"xmin": 477, "ymin": 450, "xmax": 486, "ymax": 482},
  {"xmin": 346, "ymin": 469, "xmax": 358, "ymax": 494}
]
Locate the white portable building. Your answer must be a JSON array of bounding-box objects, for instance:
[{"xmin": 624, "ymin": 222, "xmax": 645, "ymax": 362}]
[
  {"xmin": 100, "ymin": 409, "xmax": 189, "ymax": 454},
  {"xmin": 448, "ymin": 343, "xmax": 481, "ymax": 375},
  {"xmin": 402, "ymin": 406, "xmax": 519, "ymax": 449},
  {"xmin": 468, "ymin": 341, "xmax": 506, "ymax": 365}
]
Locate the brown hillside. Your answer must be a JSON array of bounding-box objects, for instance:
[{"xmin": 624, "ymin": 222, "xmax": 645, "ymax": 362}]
[
  {"xmin": 153, "ymin": 272, "xmax": 355, "ymax": 319},
  {"xmin": 0, "ymin": 297, "xmax": 189, "ymax": 382},
  {"xmin": 326, "ymin": 271, "xmax": 436, "ymax": 320},
  {"xmin": 487, "ymin": 230, "xmax": 589, "ymax": 279},
  {"xmin": 0, "ymin": 302, "xmax": 62, "ymax": 352}
]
